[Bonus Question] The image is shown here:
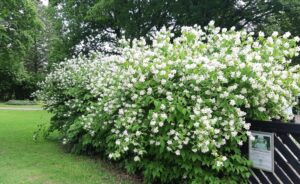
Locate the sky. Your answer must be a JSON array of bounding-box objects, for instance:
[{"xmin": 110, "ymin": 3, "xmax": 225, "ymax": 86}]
[{"xmin": 41, "ymin": 0, "xmax": 49, "ymax": 6}]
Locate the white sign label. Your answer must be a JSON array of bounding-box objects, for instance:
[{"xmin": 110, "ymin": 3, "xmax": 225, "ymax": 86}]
[{"xmin": 249, "ymin": 131, "xmax": 274, "ymax": 172}]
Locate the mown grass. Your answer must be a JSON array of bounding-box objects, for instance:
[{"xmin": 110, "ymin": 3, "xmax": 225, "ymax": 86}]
[{"xmin": 0, "ymin": 110, "xmax": 138, "ymax": 184}]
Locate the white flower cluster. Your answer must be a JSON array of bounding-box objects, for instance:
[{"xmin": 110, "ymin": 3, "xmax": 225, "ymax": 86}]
[{"xmin": 37, "ymin": 21, "xmax": 300, "ymax": 168}]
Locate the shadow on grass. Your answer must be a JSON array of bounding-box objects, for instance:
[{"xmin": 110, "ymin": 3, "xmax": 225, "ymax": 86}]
[{"xmin": 38, "ymin": 130, "xmax": 143, "ymax": 184}]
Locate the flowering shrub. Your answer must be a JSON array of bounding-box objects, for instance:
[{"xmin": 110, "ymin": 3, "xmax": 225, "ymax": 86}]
[{"xmin": 37, "ymin": 22, "xmax": 300, "ymax": 183}]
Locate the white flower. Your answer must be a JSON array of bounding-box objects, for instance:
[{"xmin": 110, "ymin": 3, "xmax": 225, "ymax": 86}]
[
  {"xmin": 139, "ymin": 90, "xmax": 145, "ymax": 96},
  {"xmin": 153, "ymin": 127, "xmax": 159, "ymax": 133},
  {"xmin": 160, "ymin": 113, "xmax": 167, "ymax": 119},
  {"xmin": 147, "ymin": 87, "xmax": 153, "ymax": 95},
  {"xmin": 231, "ymin": 131, "xmax": 237, "ymax": 136},
  {"xmin": 283, "ymin": 32, "xmax": 291, "ymax": 38},
  {"xmin": 216, "ymin": 161, "xmax": 223, "ymax": 167},
  {"xmin": 167, "ymin": 95, "xmax": 173, "ymax": 101},
  {"xmin": 284, "ymin": 43, "xmax": 289, "ymax": 48},
  {"xmin": 150, "ymin": 121, "xmax": 156, "ymax": 126},
  {"xmin": 169, "ymin": 129, "xmax": 176, "ymax": 135},
  {"xmin": 134, "ymin": 156, "xmax": 140, "ymax": 162},
  {"xmin": 201, "ymin": 147, "xmax": 209, "ymax": 153},
  {"xmin": 62, "ymin": 138, "xmax": 68, "ymax": 145},
  {"xmin": 152, "ymin": 113, "xmax": 158, "ymax": 119},
  {"xmin": 118, "ymin": 109, "xmax": 124, "ymax": 115},
  {"xmin": 258, "ymin": 107, "xmax": 266, "ymax": 112},
  {"xmin": 259, "ymin": 31, "xmax": 265, "ymax": 37},
  {"xmin": 255, "ymin": 55, "xmax": 261, "ymax": 60},
  {"xmin": 131, "ymin": 94, "xmax": 138, "ymax": 100},
  {"xmin": 139, "ymin": 76, "xmax": 145, "ymax": 82},
  {"xmin": 249, "ymin": 135, "xmax": 255, "ymax": 141},
  {"xmin": 208, "ymin": 20, "xmax": 215, "ymax": 27},
  {"xmin": 221, "ymin": 156, "xmax": 227, "ymax": 161},
  {"xmin": 272, "ymin": 31, "xmax": 278, "ymax": 37},
  {"xmin": 244, "ymin": 123, "xmax": 250, "ymax": 130},
  {"xmin": 136, "ymin": 131, "xmax": 142, "ymax": 136},
  {"xmin": 241, "ymin": 88, "xmax": 247, "ymax": 94}
]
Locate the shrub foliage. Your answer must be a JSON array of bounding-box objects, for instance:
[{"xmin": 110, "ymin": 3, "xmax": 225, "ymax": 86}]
[{"xmin": 37, "ymin": 22, "xmax": 300, "ymax": 183}]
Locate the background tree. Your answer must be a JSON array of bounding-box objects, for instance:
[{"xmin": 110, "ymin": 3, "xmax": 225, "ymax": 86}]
[
  {"xmin": 0, "ymin": 0, "xmax": 42, "ymax": 100},
  {"xmin": 24, "ymin": 3, "xmax": 51, "ymax": 79},
  {"xmin": 47, "ymin": 0, "xmax": 300, "ymax": 65}
]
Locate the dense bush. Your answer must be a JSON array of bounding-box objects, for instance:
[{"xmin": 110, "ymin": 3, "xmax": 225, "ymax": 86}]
[
  {"xmin": 37, "ymin": 22, "xmax": 300, "ymax": 183},
  {"xmin": 293, "ymin": 96, "xmax": 300, "ymax": 115},
  {"xmin": 0, "ymin": 68, "xmax": 37, "ymax": 101},
  {"xmin": 5, "ymin": 100, "xmax": 38, "ymax": 105}
]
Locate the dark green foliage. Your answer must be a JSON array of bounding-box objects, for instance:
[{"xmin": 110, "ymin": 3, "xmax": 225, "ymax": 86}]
[
  {"xmin": 47, "ymin": 0, "xmax": 300, "ymax": 64},
  {"xmin": 0, "ymin": 0, "xmax": 42, "ymax": 68},
  {"xmin": 5, "ymin": 99, "xmax": 37, "ymax": 105},
  {"xmin": 0, "ymin": 0, "xmax": 43, "ymax": 100},
  {"xmin": 0, "ymin": 68, "xmax": 38, "ymax": 100}
]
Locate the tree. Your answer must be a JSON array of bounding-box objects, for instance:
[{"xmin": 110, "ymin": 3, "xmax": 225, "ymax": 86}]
[
  {"xmin": 0, "ymin": 0, "xmax": 42, "ymax": 100},
  {"xmin": 47, "ymin": 0, "xmax": 100, "ymax": 66},
  {"xmin": 0, "ymin": 0, "xmax": 42, "ymax": 69},
  {"xmin": 47, "ymin": 0, "xmax": 300, "ymax": 63},
  {"xmin": 24, "ymin": 3, "xmax": 51, "ymax": 78}
]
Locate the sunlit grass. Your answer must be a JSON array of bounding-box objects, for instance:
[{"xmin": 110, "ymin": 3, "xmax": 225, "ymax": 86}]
[{"xmin": 0, "ymin": 110, "xmax": 137, "ymax": 184}]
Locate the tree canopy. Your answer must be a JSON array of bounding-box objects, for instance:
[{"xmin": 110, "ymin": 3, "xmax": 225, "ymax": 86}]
[
  {"xmin": 0, "ymin": 0, "xmax": 42, "ymax": 100},
  {"xmin": 0, "ymin": 0, "xmax": 42, "ymax": 69},
  {"xmin": 47, "ymin": 0, "xmax": 300, "ymax": 64}
]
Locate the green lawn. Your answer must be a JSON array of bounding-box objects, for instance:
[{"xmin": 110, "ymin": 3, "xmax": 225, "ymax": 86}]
[{"xmin": 0, "ymin": 110, "xmax": 138, "ymax": 184}]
